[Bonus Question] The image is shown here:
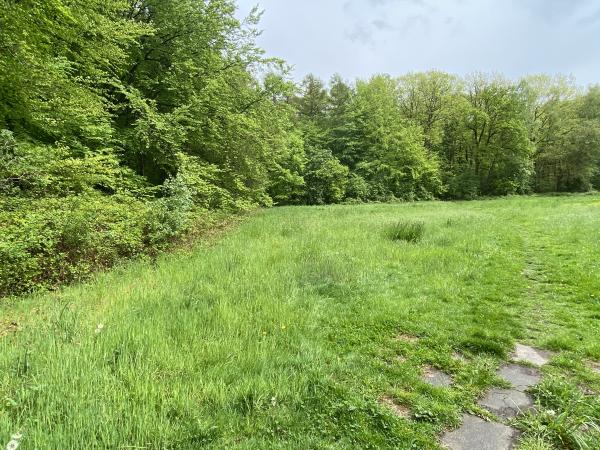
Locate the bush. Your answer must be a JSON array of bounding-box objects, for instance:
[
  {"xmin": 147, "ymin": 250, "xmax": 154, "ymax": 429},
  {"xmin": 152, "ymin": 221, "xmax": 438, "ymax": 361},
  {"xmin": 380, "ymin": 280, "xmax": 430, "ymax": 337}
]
[
  {"xmin": 444, "ymin": 168, "xmax": 480, "ymax": 200},
  {"xmin": 345, "ymin": 173, "xmax": 370, "ymax": 202},
  {"xmin": 0, "ymin": 195, "xmax": 150, "ymax": 297},
  {"xmin": 0, "ymin": 135, "xmax": 261, "ymax": 298},
  {"xmin": 0, "ymin": 135, "xmax": 239, "ymax": 298},
  {"xmin": 385, "ymin": 220, "xmax": 425, "ymax": 243},
  {"xmin": 0, "ymin": 184, "xmax": 201, "ymax": 298}
]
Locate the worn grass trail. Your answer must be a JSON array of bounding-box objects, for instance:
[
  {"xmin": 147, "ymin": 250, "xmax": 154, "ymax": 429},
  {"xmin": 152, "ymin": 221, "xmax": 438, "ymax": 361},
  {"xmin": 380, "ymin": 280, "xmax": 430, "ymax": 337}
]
[{"xmin": 1, "ymin": 196, "xmax": 599, "ymax": 449}]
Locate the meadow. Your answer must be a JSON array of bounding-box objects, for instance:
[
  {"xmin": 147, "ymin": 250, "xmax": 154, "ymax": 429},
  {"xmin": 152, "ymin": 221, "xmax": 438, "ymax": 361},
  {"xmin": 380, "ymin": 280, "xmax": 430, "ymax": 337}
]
[{"xmin": 1, "ymin": 195, "xmax": 600, "ymax": 449}]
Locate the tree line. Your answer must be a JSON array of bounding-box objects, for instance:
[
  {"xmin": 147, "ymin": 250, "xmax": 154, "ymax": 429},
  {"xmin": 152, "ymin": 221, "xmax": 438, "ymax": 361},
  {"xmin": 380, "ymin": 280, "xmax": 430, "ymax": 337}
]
[
  {"xmin": 1, "ymin": 0, "xmax": 599, "ymax": 296},
  {"xmin": 293, "ymin": 72, "xmax": 600, "ymax": 203}
]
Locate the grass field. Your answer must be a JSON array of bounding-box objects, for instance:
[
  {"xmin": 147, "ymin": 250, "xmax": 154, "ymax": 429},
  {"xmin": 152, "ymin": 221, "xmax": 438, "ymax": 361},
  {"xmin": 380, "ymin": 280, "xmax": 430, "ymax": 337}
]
[{"xmin": 1, "ymin": 195, "xmax": 600, "ymax": 449}]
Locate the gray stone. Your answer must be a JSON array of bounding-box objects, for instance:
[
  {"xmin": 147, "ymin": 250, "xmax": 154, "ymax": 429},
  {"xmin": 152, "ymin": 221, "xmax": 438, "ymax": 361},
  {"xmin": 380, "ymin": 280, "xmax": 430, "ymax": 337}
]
[
  {"xmin": 422, "ymin": 366, "xmax": 453, "ymax": 387},
  {"xmin": 441, "ymin": 414, "xmax": 519, "ymax": 450},
  {"xmin": 512, "ymin": 344, "xmax": 553, "ymax": 366},
  {"xmin": 498, "ymin": 364, "xmax": 541, "ymax": 392},
  {"xmin": 479, "ymin": 388, "xmax": 534, "ymax": 419}
]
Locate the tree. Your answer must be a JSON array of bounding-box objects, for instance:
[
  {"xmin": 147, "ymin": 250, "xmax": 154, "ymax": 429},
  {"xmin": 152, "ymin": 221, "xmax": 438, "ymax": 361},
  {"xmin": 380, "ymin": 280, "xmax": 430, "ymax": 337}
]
[
  {"xmin": 296, "ymin": 74, "xmax": 330, "ymax": 121},
  {"xmin": 460, "ymin": 74, "xmax": 533, "ymax": 196},
  {"xmin": 397, "ymin": 71, "xmax": 460, "ymax": 152},
  {"xmin": 346, "ymin": 75, "xmax": 442, "ymax": 200},
  {"xmin": 581, "ymin": 86, "xmax": 600, "ymax": 189},
  {"xmin": 0, "ymin": 0, "xmax": 148, "ymax": 147},
  {"xmin": 303, "ymin": 146, "xmax": 348, "ymax": 205},
  {"xmin": 112, "ymin": 0, "xmax": 297, "ymax": 206},
  {"xmin": 326, "ymin": 74, "xmax": 355, "ymax": 162},
  {"xmin": 520, "ymin": 76, "xmax": 600, "ymax": 192}
]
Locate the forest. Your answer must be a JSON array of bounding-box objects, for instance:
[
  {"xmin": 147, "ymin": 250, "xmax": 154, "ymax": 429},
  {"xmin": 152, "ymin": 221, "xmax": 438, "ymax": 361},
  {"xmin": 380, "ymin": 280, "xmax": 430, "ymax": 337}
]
[{"xmin": 1, "ymin": 0, "xmax": 600, "ymax": 297}]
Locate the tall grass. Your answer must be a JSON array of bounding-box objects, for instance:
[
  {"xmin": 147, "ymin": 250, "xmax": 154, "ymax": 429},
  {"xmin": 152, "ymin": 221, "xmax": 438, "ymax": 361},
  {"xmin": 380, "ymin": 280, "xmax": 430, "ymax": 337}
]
[
  {"xmin": 1, "ymin": 196, "xmax": 600, "ymax": 448},
  {"xmin": 385, "ymin": 220, "xmax": 425, "ymax": 243}
]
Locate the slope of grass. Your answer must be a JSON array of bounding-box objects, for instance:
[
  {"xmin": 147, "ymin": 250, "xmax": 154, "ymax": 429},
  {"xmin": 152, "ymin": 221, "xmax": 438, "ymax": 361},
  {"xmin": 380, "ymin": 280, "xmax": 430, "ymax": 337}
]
[{"xmin": 1, "ymin": 195, "xmax": 600, "ymax": 449}]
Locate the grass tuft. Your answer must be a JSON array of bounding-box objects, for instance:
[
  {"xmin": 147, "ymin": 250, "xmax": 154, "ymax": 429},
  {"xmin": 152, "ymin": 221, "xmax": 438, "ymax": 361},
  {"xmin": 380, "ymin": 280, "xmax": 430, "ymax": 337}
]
[
  {"xmin": 460, "ymin": 330, "xmax": 511, "ymax": 358},
  {"xmin": 385, "ymin": 220, "xmax": 425, "ymax": 243}
]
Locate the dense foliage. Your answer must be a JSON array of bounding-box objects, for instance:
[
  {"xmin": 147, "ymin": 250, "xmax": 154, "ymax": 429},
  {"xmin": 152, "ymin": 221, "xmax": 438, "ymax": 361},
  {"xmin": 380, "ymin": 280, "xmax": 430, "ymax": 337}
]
[
  {"xmin": 1, "ymin": 0, "xmax": 599, "ymax": 296},
  {"xmin": 294, "ymin": 72, "xmax": 600, "ymax": 202},
  {"xmin": 0, "ymin": 0, "xmax": 297, "ymax": 296}
]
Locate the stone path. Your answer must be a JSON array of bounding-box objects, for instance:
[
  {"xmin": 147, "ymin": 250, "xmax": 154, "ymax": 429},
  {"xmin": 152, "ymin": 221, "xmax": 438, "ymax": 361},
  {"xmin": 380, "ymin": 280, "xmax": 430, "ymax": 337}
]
[
  {"xmin": 497, "ymin": 364, "xmax": 541, "ymax": 391},
  {"xmin": 441, "ymin": 415, "xmax": 519, "ymax": 450},
  {"xmin": 478, "ymin": 388, "xmax": 534, "ymax": 420},
  {"xmin": 479, "ymin": 363, "xmax": 541, "ymax": 419},
  {"xmin": 440, "ymin": 343, "xmax": 554, "ymax": 450},
  {"xmin": 513, "ymin": 343, "xmax": 552, "ymax": 366}
]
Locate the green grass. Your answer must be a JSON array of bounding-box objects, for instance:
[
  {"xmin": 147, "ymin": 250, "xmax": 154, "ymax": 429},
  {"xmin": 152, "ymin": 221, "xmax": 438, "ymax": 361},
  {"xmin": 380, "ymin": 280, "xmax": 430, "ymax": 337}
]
[
  {"xmin": 385, "ymin": 220, "xmax": 426, "ymax": 243},
  {"xmin": 1, "ymin": 195, "xmax": 600, "ymax": 449}
]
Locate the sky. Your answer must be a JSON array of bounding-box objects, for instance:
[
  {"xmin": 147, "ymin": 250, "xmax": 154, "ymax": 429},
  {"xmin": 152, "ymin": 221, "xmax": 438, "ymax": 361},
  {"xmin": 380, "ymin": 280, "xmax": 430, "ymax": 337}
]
[{"xmin": 235, "ymin": 0, "xmax": 600, "ymax": 86}]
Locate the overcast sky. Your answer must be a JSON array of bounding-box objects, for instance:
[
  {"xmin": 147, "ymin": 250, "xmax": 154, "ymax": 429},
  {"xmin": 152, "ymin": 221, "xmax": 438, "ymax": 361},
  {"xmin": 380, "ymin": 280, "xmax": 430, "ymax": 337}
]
[{"xmin": 235, "ymin": 0, "xmax": 600, "ymax": 86}]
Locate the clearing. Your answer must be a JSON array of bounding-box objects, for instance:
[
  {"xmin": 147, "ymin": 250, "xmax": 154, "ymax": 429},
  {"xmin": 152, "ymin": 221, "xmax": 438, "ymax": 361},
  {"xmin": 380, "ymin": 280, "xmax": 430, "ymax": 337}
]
[{"xmin": 1, "ymin": 195, "xmax": 600, "ymax": 449}]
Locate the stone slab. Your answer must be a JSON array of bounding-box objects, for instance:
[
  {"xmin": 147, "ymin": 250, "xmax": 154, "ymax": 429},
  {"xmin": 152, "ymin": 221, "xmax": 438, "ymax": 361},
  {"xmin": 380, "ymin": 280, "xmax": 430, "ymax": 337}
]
[
  {"xmin": 512, "ymin": 344, "xmax": 552, "ymax": 366},
  {"xmin": 498, "ymin": 364, "xmax": 541, "ymax": 392},
  {"xmin": 441, "ymin": 414, "xmax": 519, "ymax": 450},
  {"xmin": 479, "ymin": 388, "xmax": 534, "ymax": 419},
  {"xmin": 422, "ymin": 366, "xmax": 453, "ymax": 387}
]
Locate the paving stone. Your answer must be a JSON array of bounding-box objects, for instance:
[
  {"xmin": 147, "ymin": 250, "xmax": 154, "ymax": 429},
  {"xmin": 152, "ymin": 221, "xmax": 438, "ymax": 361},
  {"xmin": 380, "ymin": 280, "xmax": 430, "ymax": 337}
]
[
  {"xmin": 441, "ymin": 414, "xmax": 519, "ymax": 450},
  {"xmin": 479, "ymin": 388, "xmax": 534, "ymax": 419},
  {"xmin": 512, "ymin": 343, "xmax": 553, "ymax": 366},
  {"xmin": 498, "ymin": 364, "xmax": 541, "ymax": 392},
  {"xmin": 422, "ymin": 366, "xmax": 453, "ymax": 387}
]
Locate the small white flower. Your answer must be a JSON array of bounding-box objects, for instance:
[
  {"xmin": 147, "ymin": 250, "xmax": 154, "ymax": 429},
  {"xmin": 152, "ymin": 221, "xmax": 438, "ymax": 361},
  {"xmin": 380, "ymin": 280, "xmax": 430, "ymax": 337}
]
[
  {"xmin": 6, "ymin": 439, "xmax": 19, "ymax": 450},
  {"xmin": 547, "ymin": 409, "xmax": 556, "ymax": 417},
  {"xmin": 271, "ymin": 396, "xmax": 277, "ymax": 407},
  {"xmin": 94, "ymin": 324, "xmax": 105, "ymax": 334}
]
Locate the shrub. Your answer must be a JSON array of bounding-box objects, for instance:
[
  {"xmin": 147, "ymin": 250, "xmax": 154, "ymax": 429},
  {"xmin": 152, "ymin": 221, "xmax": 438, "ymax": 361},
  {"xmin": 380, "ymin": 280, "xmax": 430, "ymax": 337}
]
[
  {"xmin": 385, "ymin": 220, "xmax": 425, "ymax": 243},
  {"xmin": 0, "ymin": 184, "xmax": 203, "ymax": 298},
  {"xmin": 0, "ymin": 194, "xmax": 153, "ymax": 297},
  {"xmin": 0, "ymin": 135, "xmax": 259, "ymax": 298},
  {"xmin": 345, "ymin": 173, "xmax": 370, "ymax": 202}
]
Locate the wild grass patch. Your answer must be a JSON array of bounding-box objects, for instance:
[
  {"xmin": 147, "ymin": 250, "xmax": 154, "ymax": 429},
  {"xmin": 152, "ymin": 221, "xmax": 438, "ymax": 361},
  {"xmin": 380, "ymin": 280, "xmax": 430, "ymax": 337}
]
[
  {"xmin": 385, "ymin": 220, "xmax": 425, "ymax": 243},
  {"xmin": 1, "ymin": 196, "xmax": 600, "ymax": 448},
  {"xmin": 460, "ymin": 330, "xmax": 512, "ymax": 358},
  {"xmin": 516, "ymin": 377, "xmax": 600, "ymax": 449}
]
